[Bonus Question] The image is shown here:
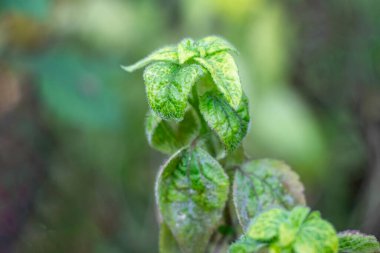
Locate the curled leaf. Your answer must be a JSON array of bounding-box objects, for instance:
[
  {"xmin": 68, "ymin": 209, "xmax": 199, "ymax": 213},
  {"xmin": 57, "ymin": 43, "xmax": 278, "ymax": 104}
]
[
  {"xmin": 145, "ymin": 108, "xmax": 200, "ymax": 154},
  {"xmin": 156, "ymin": 147, "xmax": 229, "ymax": 253},
  {"xmin": 199, "ymin": 91, "xmax": 249, "ymax": 151},
  {"xmin": 195, "ymin": 52, "xmax": 242, "ymax": 109},
  {"xmin": 233, "ymin": 159, "xmax": 306, "ymax": 231},
  {"xmin": 122, "ymin": 46, "xmax": 178, "ymax": 72},
  {"xmin": 144, "ymin": 62, "xmax": 203, "ymax": 121},
  {"xmin": 198, "ymin": 36, "xmax": 238, "ymax": 56},
  {"xmin": 338, "ymin": 230, "xmax": 380, "ymax": 253}
]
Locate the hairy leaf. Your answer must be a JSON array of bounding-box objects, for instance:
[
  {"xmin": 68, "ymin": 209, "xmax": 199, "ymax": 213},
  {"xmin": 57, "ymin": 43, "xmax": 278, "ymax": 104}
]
[
  {"xmin": 178, "ymin": 38, "xmax": 198, "ymax": 64},
  {"xmin": 233, "ymin": 159, "xmax": 306, "ymax": 231},
  {"xmin": 198, "ymin": 36, "xmax": 238, "ymax": 56},
  {"xmin": 122, "ymin": 46, "xmax": 178, "ymax": 72},
  {"xmin": 229, "ymin": 236, "xmax": 266, "ymax": 253},
  {"xmin": 145, "ymin": 108, "xmax": 200, "ymax": 154},
  {"xmin": 159, "ymin": 223, "xmax": 181, "ymax": 253},
  {"xmin": 156, "ymin": 147, "xmax": 229, "ymax": 253},
  {"xmin": 338, "ymin": 230, "xmax": 380, "ymax": 253},
  {"xmin": 199, "ymin": 91, "xmax": 249, "ymax": 151},
  {"xmin": 195, "ymin": 52, "xmax": 242, "ymax": 109},
  {"xmin": 144, "ymin": 62, "xmax": 203, "ymax": 121}
]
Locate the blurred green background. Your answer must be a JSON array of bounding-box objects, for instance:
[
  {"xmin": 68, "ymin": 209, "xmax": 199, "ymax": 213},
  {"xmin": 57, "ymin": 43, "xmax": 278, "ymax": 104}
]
[{"xmin": 0, "ymin": 0, "xmax": 380, "ymax": 252}]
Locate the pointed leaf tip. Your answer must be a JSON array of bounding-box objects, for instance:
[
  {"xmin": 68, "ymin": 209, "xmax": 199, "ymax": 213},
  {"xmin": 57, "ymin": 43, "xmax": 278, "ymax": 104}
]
[{"xmin": 121, "ymin": 65, "xmax": 134, "ymax": 72}]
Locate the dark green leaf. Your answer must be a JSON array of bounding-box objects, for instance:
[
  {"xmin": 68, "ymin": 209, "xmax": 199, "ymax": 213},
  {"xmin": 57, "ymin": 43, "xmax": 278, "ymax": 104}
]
[
  {"xmin": 156, "ymin": 147, "xmax": 229, "ymax": 253},
  {"xmin": 143, "ymin": 62, "xmax": 203, "ymax": 121},
  {"xmin": 122, "ymin": 46, "xmax": 178, "ymax": 72},
  {"xmin": 338, "ymin": 231, "xmax": 380, "ymax": 253},
  {"xmin": 233, "ymin": 159, "xmax": 306, "ymax": 231},
  {"xmin": 145, "ymin": 108, "xmax": 200, "ymax": 154},
  {"xmin": 195, "ymin": 52, "xmax": 242, "ymax": 109},
  {"xmin": 199, "ymin": 91, "xmax": 249, "ymax": 151}
]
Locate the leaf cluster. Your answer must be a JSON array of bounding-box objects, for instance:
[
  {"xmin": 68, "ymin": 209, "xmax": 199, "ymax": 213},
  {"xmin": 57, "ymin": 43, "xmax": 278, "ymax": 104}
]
[{"xmin": 124, "ymin": 36, "xmax": 380, "ymax": 253}]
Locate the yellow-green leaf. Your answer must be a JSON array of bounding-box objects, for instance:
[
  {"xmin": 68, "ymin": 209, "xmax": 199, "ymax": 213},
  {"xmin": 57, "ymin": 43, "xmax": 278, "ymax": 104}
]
[
  {"xmin": 247, "ymin": 208, "xmax": 288, "ymax": 242},
  {"xmin": 178, "ymin": 38, "xmax": 198, "ymax": 64},
  {"xmin": 278, "ymin": 206, "xmax": 310, "ymax": 247},
  {"xmin": 245, "ymin": 207, "xmax": 338, "ymax": 253},
  {"xmin": 293, "ymin": 213, "xmax": 338, "ymax": 253},
  {"xmin": 229, "ymin": 236, "xmax": 266, "ymax": 253}
]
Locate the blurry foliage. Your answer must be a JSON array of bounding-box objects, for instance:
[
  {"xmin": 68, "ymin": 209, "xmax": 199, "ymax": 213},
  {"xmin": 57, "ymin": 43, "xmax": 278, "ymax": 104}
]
[
  {"xmin": 1, "ymin": 0, "xmax": 50, "ymax": 20},
  {"xmin": 34, "ymin": 49, "xmax": 123, "ymax": 129},
  {"xmin": 0, "ymin": 0, "xmax": 379, "ymax": 252}
]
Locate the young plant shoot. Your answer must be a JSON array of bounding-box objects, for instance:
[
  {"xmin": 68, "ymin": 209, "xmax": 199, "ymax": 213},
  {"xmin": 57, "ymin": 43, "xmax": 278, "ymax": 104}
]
[{"xmin": 123, "ymin": 36, "xmax": 380, "ymax": 253}]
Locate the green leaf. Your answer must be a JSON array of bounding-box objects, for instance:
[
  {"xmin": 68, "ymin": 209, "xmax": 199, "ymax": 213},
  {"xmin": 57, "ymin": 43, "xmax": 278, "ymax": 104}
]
[
  {"xmin": 143, "ymin": 62, "xmax": 203, "ymax": 121},
  {"xmin": 156, "ymin": 147, "xmax": 229, "ymax": 253},
  {"xmin": 199, "ymin": 91, "xmax": 249, "ymax": 151},
  {"xmin": 178, "ymin": 38, "xmax": 198, "ymax": 64},
  {"xmin": 198, "ymin": 36, "xmax": 238, "ymax": 56},
  {"xmin": 229, "ymin": 236, "xmax": 266, "ymax": 253},
  {"xmin": 292, "ymin": 212, "xmax": 338, "ymax": 253},
  {"xmin": 245, "ymin": 207, "xmax": 338, "ymax": 253},
  {"xmin": 288, "ymin": 205, "xmax": 310, "ymax": 228},
  {"xmin": 233, "ymin": 159, "xmax": 306, "ymax": 231},
  {"xmin": 195, "ymin": 52, "xmax": 242, "ymax": 109},
  {"xmin": 247, "ymin": 208, "xmax": 288, "ymax": 242},
  {"xmin": 145, "ymin": 108, "xmax": 200, "ymax": 154},
  {"xmin": 159, "ymin": 223, "xmax": 181, "ymax": 253},
  {"xmin": 278, "ymin": 206, "xmax": 310, "ymax": 247},
  {"xmin": 338, "ymin": 231, "xmax": 380, "ymax": 253},
  {"xmin": 122, "ymin": 46, "xmax": 178, "ymax": 72},
  {"xmin": 236, "ymin": 93, "xmax": 250, "ymax": 136}
]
